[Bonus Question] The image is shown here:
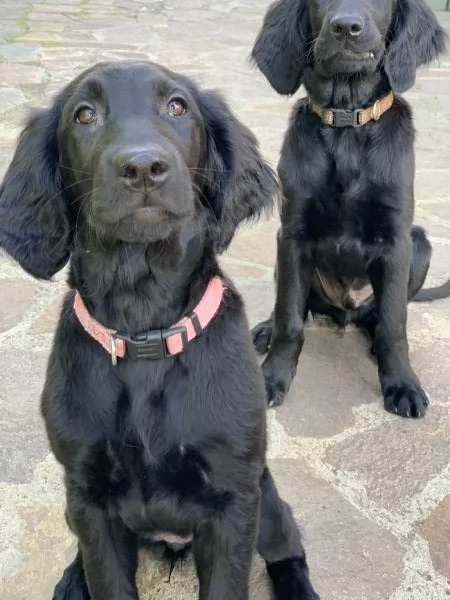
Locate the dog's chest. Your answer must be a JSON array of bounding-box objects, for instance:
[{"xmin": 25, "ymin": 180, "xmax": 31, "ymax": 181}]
[
  {"xmin": 81, "ymin": 437, "xmax": 230, "ymax": 544},
  {"xmin": 70, "ymin": 335, "xmax": 262, "ymax": 544},
  {"xmin": 301, "ymin": 154, "xmax": 395, "ymax": 254}
]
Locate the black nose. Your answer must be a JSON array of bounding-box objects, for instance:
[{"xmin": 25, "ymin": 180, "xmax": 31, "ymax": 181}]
[
  {"xmin": 114, "ymin": 147, "xmax": 170, "ymax": 188},
  {"xmin": 330, "ymin": 15, "xmax": 364, "ymax": 39}
]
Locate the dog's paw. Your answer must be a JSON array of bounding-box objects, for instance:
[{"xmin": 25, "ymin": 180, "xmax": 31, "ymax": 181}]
[
  {"xmin": 383, "ymin": 380, "xmax": 429, "ymax": 418},
  {"xmin": 264, "ymin": 375, "xmax": 287, "ymax": 407},
  {"xmin": 251, "ymin": 318, "xmax": 273, "ymax": 354},
  {"xmin": 53, "ymin": 553, "xmax": 90, "ymax": 600},
  {"xmin": 267, "ymin": 557, "xmax": 320, "ymax": 600},
  {"xmin": 262, "ymin": 355, "xmax": 297, "ymax": 407}
]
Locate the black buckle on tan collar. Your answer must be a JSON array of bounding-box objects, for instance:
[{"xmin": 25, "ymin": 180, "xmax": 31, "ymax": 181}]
[
  {"xmin": 311, "ymin": 92, "xmax": 394, "ymax": 128},
  {"xmin": 331, "ymin": 108, "xmax": 363, "ymax": 128}
]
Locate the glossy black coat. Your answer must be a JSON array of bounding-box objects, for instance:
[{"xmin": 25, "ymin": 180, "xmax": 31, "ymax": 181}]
[
  {"xmin": 251, "ymin": 0, "xmax": 448, "ymax": 417},
  {"xmin": 0, "ymin": 62, "xmax": 319, "ymax": 600}
]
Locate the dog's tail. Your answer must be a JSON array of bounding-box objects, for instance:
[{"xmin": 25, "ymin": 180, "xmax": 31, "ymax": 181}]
[{"xmin": 413, "ymin": 278, "xmax": 450, "ymax": 302}]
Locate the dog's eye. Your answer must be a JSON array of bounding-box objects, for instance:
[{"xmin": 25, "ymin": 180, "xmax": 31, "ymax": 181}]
[
  {"xmin": 167, "ymin": 98, "xmax": 187, "ymax": 117},
  {"xmin": 75, "ymin": 106, "xmax": 96, "ymax": 125}
]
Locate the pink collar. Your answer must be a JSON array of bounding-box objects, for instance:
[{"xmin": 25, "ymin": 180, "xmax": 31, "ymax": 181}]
[{"xmin": 73, "ymin": 276, "xmax": 224, "ymax": 365}]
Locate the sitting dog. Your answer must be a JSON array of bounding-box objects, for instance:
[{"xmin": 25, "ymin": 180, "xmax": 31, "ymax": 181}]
[
  {"xmin": 0, "ymin": 62, "xmax": 319, "ymax": 600},
  {"xmin": 250, "ymin": 0, "xmax": 449, "ymax": 417}
]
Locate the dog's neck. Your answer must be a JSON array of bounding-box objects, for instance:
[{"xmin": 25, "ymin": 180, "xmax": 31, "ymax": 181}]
[
  {"xmin": 303, "ymin": 67, "xmax": 391, "ymax": 110},
  {"xmin": 68, "ymin": 218, "xmax": 217, "ymax": 336}
]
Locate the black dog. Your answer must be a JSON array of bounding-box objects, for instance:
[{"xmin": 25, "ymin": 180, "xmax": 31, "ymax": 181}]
[
  {"xmin": 0, "ymin": 62, "xmax": 319, "ymax": 600},
  {"xmin": 250, "ymin": 0, "xmax": 449, "ymax": 418}
]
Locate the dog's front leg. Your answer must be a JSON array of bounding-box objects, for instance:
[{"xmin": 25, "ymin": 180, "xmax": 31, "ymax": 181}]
[
  {"xmin": 193, "ymin": 492, "xmax": 259, "ymax": 600},
  {"xmin": 369, "ymin": 235, "xmax": 429, "ymax": 417},
  {"xmin": 261, "ymin": 228, "xmax": 314, "ymax": 406},
  {"xmin": 64, "ymin": 499, "xmax": 139, "ymax": 600},
  {"xmin": 258, "ymin": 468, "xmax": 320, "ymax": 599}
]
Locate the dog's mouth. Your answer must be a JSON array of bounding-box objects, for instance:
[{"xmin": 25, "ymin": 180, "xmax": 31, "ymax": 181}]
[
  {"xmin": 317, "ymin": 47, "xmax": 380, "ymax": 76},
  {"xmin": 119, "ymin": 205, "xmax": 193, "ymax": 226},
  {"xmin": 337, "ymin": 49, "xmax": 376, "ymax": 61},
  {"xmin": 113, "ymin": 205, "xmax": 192, "ymax": 241},
  {"xmin": 129, "ymin": 206, "xmax": 178, "ymax": 224},
  {"xmin": 88, "ymin": 203, "xmax": 193, "ymax": 245}
]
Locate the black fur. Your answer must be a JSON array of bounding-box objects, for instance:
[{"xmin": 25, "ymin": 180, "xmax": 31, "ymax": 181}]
[
  {"xmin": 251, "ymin": 0, "xmax": 448, "ymax": 417},
  {"xmin": 0, "ymin": 62, "xmax": 319, "ymax": 600}
]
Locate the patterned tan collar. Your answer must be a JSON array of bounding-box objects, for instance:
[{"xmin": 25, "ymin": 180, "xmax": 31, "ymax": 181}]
[{"xmin": 311, "ymin": 91, "xmax": 394, "ymax": 128}]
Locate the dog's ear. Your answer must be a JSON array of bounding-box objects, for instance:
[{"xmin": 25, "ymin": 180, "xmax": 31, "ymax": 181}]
[
  {"xmin": 251, "ymin": 0, "xmax": 310, "ymax": 95},
  {"xmin": 384, "ymin": 0, "xmax": 447, "ymax": 93},
  {"xmin": 198, "ymin": 90, "xmax": 278, "ymax": 252},
  {"xmin": 0, "ymin": 101, "xmax": 73, "ymax": 280}
]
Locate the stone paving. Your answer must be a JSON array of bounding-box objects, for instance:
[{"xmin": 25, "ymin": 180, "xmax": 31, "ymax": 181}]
[{"xmin": 0, "ymin": 1, "xmax": 449, "ymax": 599}]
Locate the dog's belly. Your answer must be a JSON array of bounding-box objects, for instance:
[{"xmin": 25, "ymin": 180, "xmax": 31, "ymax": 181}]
[
  {"xmin": 149, "ymin": 531, "xmax": 193, "ymax": 545},
  {"xmin": 115, "ymin": 444, "xmax": 231, "ymax": 546},
  {"xmin": 313, "ymin": 269, "xmax": 373, "ymax": 310},
  {"xmin": 119, "ymin": 487, "xmax": 212, "ymax": 547},
  {"xmin": 119, "ymin": 494, "xmax": 195, "ymax": 540},
  {"xmin": 311, "ymin": 237, "xmax": 377, "ymax": 309},
  {"xmin": 314, "ymin": 237, "xmax": 371, "ymax": 276}
]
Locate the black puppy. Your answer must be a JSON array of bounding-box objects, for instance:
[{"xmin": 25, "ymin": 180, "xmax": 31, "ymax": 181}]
[
  {"xmin": 251, "ymin": 0, "xmax": 448, "ymax": 417},
  {"xmin": 0, "ymin": 62, "xmax": 319, "ymax": 600}
]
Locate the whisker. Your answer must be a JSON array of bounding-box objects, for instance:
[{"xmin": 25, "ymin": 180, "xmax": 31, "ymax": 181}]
[{"xmin": 60, "ymin": 164, "xmax": 94, "ymax": 177}]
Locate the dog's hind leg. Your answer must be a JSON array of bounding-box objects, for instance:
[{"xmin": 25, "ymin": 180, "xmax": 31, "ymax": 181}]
[
  {"xmin": 252, "ymin": 256, "xmax": 278, "ymax": 354},
  {"xmin": 258, "ymin": 468, "xmax": 320, "ymax": 600},
  {"xmin": 354, "ymin": 225, "xmax": 433, "ymax": 350},
  {"xmin": 251, "ymin": 312, "xmax": 274, "ymax": 354},
  {"xmin": 53, "ymin": 549, "xmax": 90, "ymax": 600}
]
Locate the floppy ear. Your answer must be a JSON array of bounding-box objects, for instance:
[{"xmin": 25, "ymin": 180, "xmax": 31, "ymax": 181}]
[
  {"xmin": 251, "ymin": 0, "xmax": 310, "ymax": 95},
  {"xmin": 384, "ymin": 0, "xmax": 447, "ymax": 93},
  {"xmin": 0, "ymin": 101, "xmax": 73, "ymax": 280},
  {"xmin": 198, "ymin": 90, "xmax": 278, "ymax": 252}
]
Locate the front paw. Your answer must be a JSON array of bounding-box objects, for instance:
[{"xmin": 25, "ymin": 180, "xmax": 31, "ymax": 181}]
[
  {"xmin": 267, "ymin": 557, "xmax": 320, "ymax": 600},
  {"xmin": 251, "ymin": 318, "xmax": 273, "ymax": 354},
  {"xmin": 383, "ymin": 378, "xmax": 429, "ymax": 418},
  {"xmin": 262, "ymin": 359, "xmax": 296, "ymax": 408},
  {"xmin": 53, "ymin": 573, "xmax": 90, "ymax": 600},
  {"xmin": 53, "ymin": 552, "xmax": 90, "ymax": 600},
  {"xmin": 265, "ymin": 375, "xmax": 287, "ymax": 408}
]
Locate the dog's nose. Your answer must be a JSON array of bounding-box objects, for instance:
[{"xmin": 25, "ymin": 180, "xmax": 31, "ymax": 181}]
[
  {"xmin": 330, "ymin": 15, "xmax": 364, "ymax": 39},
  {"xmin": 114, "ymin": 147, "xmax": 170, "ymax": 188}
]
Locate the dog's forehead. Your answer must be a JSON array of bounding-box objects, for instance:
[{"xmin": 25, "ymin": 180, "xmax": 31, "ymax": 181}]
[
  {"xmin": 310, "ymin": 0, "xmax": 395, "ymax": 13},
  {"xmin": 69, "ymin": 61, "xmax": 191, "ymax": 100}
]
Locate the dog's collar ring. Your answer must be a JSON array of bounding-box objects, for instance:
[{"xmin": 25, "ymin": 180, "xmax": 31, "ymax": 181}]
[
  {"xmin": 110, "ymin": 334, "xmax": 118, "ymax": 366},
  {"xmin": 373, "ymin": 100, "xmax": 381, "ymax": 121}
]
